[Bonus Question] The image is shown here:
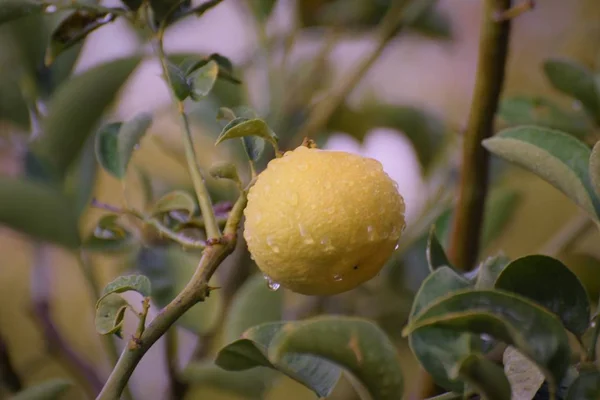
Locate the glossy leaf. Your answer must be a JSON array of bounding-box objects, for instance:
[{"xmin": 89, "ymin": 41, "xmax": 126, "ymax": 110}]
[
  {"xmin": 95, "ymin": 293, "xmax": 128, "ymax": 337},
  {"xmin": 589, "ymin": 140, "xmax": 600, "ymax": 199},
  {"xmin": 451, "ymin": 353, "xmax": 511, "ymax": 400},
  {"xmin": 182, "ymin": 53, "xmax": 240, "ymax": 85},
  {"xmin": 0, "ymin": 0, "xmax": 43, "ymax": 25},
  {"xmin": 165, "ymin": 61, "xmax": 192, "ymax": 101},
  {"xmin": 223, "ymin": 273, "xmax": 283, "ymax": 344},
  {"xmin": 151, "ymin": 190, "xmax": 196, "ymax": 220},
  {"xmin": 137, "ymin": 246, "xmax": 222, "ymax": 334},
  {"xmin": 410, "ymin": 267, "xmax": 471, "ymax": 319},
  {"xmin": 404, "ymin": 290, "xmax": 571, "ymax": 390},
  {"xmin": 217, "ymin": 321, "xmax": 341, "ymax": 398},
  {"xmin": 494, "ymin": 255, "xmax": 590, "ymax": 337},
  {"xmin": 426, "ymin": 225, "xmax": 452, "ymax": 272},
  {"xmin": 0, "ymin": 178, "xmax": 79, "ymax": 248},
  {"xmin": 12, "ymin": 379, "xmax": 72, "ymax": 400},
  {"xmin": 482, "ymin": 126, "xmax": 600, "ymax": 220},
  {"xmin": 45, "ymin": 10, "xmax": 117, "ymax": 66},
  {"xmin": 190, "ymin": 60, "xmax": 218, "ymax": 99},
  {"xmin": 181, "ymin": 361, "xmax": 271, "ymax": 399},
  {"xmin": 503, "ymin": 345, "xmax": 544, "ymax": 400},
  {"xmin": 216, "ymin": 118, "xmax": 278, "ymax": 147},
  {"xmin": 269, "ymin": 316, "xmax": 403, "ymax": 400},
  {"xmin": 543, "ymin": 59, "xmax": 600, "ymax": 121},
  {"xmin": 566, "ymin": 367, "xmax": 600, "ymax": 400},
  {"xmin": 242, "ymin": 136, "xmax": 265, "ymax": 162},
  {"xmin": 498, "ymin": 96, "xmax": 592, "ymax": 139},
  {"xmin": 34, "ymin": 56, "xmax": 141, "ymax": 179},
  {"xmin": 474, "ymin": 252, "xmax": 510, "ymax": 289}
]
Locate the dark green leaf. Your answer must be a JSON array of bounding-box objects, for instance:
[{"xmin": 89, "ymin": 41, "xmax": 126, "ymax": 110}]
[
  {"xmin": 95, "ymin": 122, "xmax": 122, "ymax": 177},
  {"xmin": 426, "ymin": 225, "xmax": 452, "ymax": 272},
  {"xmin": 95, "ymin": 293, "xmax": 128, "ymax": 337},
  {"xmin": 165, "ymin": 61, "xmax": 192, "ymax": 101},
  {"xmin": 45, "ymin": 10, "xmax": 117, "ymax": 66},
  {"xmin": 216, "ymin": 118, "xmax": 278, "ymax": 147},
  {"xmin": 543, "ymin": 59, "xmax": 600, "ymax": 121},
  {"xmin": 566, "ymin": 367, "xmax": 600, "ymax": 400},
  {"xmin": 494, "ymin": 254, "xmax": 590, "ymax": 337},
  {"xmin": 190, "ymin": 60, "xmax": 218, "ymax": 99},
  {"xmin": 33, "ymin": 56, "xmax": 141, "ymax": 179},
  {"xmin": 12, "ymin": 379, "xmax": 72, "ymax": 400},
  {"xmin": 151, "ymin": 190, "xmax": 196, "ymax": 220},
  {"xmin": 121, "ymin": 0, "xmax": 143, "ymax": 11},
  {"xmin": 222, "ymin": 273, "xmax": 283, "ymax": 344},
  {"xmin": 498, "ymin": 96, "xmax": 592, "ymax": 139},
  {"xmin": 99, "ymin": 274, "xmax": 151, "ymax": 300},
  {"xmin": 0, "ymin": 178, "xmax": 79, "ymax": 248},
  {"xmin": 474, "ymin": 252, "xmax": 510, "ymax": 289},
  {"xmin": 24, "ymin": 150, "xmax": 60, "ymax": 184},
  {"xmin": 269, "ymin": 316, "xmax": 403, "ymax": 400},
  {"xmin": 64, "ymin": 133, "xmax": 98, "ymax": 219},
  {"xmin": 243, "ymin": 136, "xmax": 265, "ymax": 162},
  {"xmin": 410, "ymin": 267, "xmax": 471, "ymax": 319},
  {"xmin": 589, "ymin": 140, "xmax": 600, "ymax": 199},
  {"xmin": 503, "ymin": 345, "xmax": 544, "ymax": 400},
  {"xmin": 247, "ymin": 0, "xmax": 277, "ymax": 21},
  {"xmin": 482, "ymin": 126, "xmax": 600, "ymax": 220},
  {"xmin": 404, "ymin": 290, "xmax": 571, "ymax": 391},
  {"xmin": 117, "ymin": 112, "xmax": 152, "ymax": 170},
  {"xmin": 0, "ymin": 0, "xmax": 43, "ymax": 25},
  {"xmin": 451, "ymin": 353, "xmax": 511, "ymax": 400},
  {"xmin": 481, "ymin": 187, "xmax": 522, "ymax": 248},
  {"xmin": 217, "ymin": 321, "xmax": 341, "ymax": 398},
  {"xmin": 150, "ymin": 0, "xmax": 190, "ymax": 23}
]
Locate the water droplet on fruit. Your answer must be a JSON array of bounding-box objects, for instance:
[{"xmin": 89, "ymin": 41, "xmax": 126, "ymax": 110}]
[
  {"xmin": 263, "ymin": 274, "xmax": 280, "ymax": 291},
  {"xmin": 320, "ymin": 237, "xmax": 335, "ymax": 251},
  {"xmin": 44, "ymin": 4, "xmax": 58, "ymax": 13},
  {"xmin": 333, "ymin": 274, "xmax": 342, "ymax": 282}
]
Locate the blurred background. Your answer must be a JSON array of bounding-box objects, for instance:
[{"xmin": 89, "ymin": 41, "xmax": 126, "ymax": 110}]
[{"xmin": 0, "ymin": 0, "xmax": 599, "ymax": 399}]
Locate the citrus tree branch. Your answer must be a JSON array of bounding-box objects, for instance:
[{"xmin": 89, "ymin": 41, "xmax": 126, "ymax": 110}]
[{"xmin": 447, "ymin": 0, "xmax": 513, "ymax": 271}]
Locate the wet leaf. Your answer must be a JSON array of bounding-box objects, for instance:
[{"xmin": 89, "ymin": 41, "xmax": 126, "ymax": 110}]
[
  {"xmin": 95, "ymin": 293, "xmax": 128, "ymax": 337},
  {"xmin": 223, "ymin": 273, "xmax": 283, "ymax": 344},
  {"xmin": 589, "ymin": 140, "xmax": 600, "ymax": 199},
  {"xmin": 498, "ymin": 96, "xmax": 592, "ymax": 139},
  {"xmin": 482, "ymin": 126, "xmax": 600, "ymax": 220},
  {"xmin": 566, "ymin": 367, "xmax": 600, "ymax": 400},
  {"xmin": 34, "ymin": 56, "xmax": 141, "ymax": 179},
  {"xmin": 451, "ymin": 353, "xmax": 511, "ymax": 400},
  {"xmin": 494, "ymin": 255, "xmax": 590, "ymax": 337},
  {"xmin": 404, "ymin": 290, "xmax": 571, "ymax": 391},
  {"xmin": 12, "ymin": 379, "xmax": 72, "ymax": 400},
  {"xmin": 243, "ymin": 136, "xmax": 265, "ymax": 162},
  {"xmin": 543, "ymin": 59, "xmax": 600, "ymax": 121},
  {"xmin": 0, "ymin": 178, "xmax": 79, "ymax": 248},
  {"xmin": 426, "ymin": 225, "xmax": 453, "ymax": 272},
  {"xmin": 0, "ymin": 0, "xmax": 43, "ymax": 25},
  {"xmin": 216, "ymin": 118, "xmax": 278, "ymax": 148},
  {"xmin": 269, "ymin": 316, "xmax": 404, "ymax": 400},
  {"xmin": 190, "ymin": 60, "xmax": 218, "ymax": 99},
  {"xmin": 99, "ymin": 274, "xmax": 151, "ymax": 302},
  {"xmin": 474, "ymin": 252, "xmax": 510, "ymax": 289},
  {"xmin": 45, "ymin": 10, "xmax": 117, "ymax": 66},
  {"xmin": 216, "ymin": 321, "xmax": 341, "ymax": 398},
  {"xmin": 151, "ymin": 190, "xmax": 196, "ymax": 220},
  {"xmin": 503, "ymin": 345, "xmax": 545, "ymax": 400}
]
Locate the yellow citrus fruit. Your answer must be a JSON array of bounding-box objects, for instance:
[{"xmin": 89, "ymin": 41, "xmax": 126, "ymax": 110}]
[{"xmin": 243, "ymin": 145, "xmax": 406, "ymax": 295}]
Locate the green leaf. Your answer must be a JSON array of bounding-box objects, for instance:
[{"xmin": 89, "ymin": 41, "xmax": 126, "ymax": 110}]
[
  {"xmin": 0, "ymin": 178, "xmax": 79, "ymax": 248},
  {"xmin": 242, "ymin": 136, "xmax": 265, "ymax": 162},
  {"xmin": 165, "ymin": 61, "xmax": 192, "ymax": 101},
  {"xmin": 498, "ymin": 96, "xmax": 592, "ymax": 139},
  {"xmin": 426, "ymin": 225, "xmax": 453, "ymax": 272},
  {"xmin": 151, "ymin": 190, "xmax": 196, "ymax": 220},
  {"xmin": 451, "ymin": 353, "xmax": 511, "ymax": 400},
  {"xmin": 150, "ymin": 0, "xmax": 190, "ymax": 23},
  {"xmin": 45, "ymin": 10, "xmax": 117, "ymax": 66},
  {"xmin": 474, "ymin": 252, "xmax": 510, "ymax": 289},
  {"xmin": 409, "ymin": 7, "xmax": 452, "ymax": 40},
  {"xmin": 99, "ymin": 274, "xmax": 151, "ymax": 302},
  {"xmin": 95, "ymin": 113, "xmax": 152, "ymax": 179},
  {"xmin": 137, "ymin": 246, "xmax": 222, "ymax": 334},
  {"xmin": 404, "ymin": 290, "xmax": 571, "ymax": 391},
  {"xmin": 216, "ymin": 321, "xmax": 341, "ymax": 398},
  {"xmin": 95, "ymin": 293, "xmax": 128, "ymax": 337},
  {"xmin": 209, "ymin": 162, "xmax": 240, "ymax": 183},
  {"xmin": 269, "ymin": 316, "xmax": 404, "ymax": 400},
  {"xmin": 216, "ymin": 118, "xmax": 278, "ymax": 147},
  {"xmin": 494, "ymin": 254, "xmax": 590, "ymax": 337},
  {"xmin": 217, "ymin": 107, "xmax": 236, "ymax": 122},
  {"xmin": 410, "ymin": 267, "xmax": 471, "ymax": 319},
  {"xmin": 589, "ymin": 140, "xmax": 600, "ymax": 199},
  {"xmin": 121, "ymin": 0, "xmax": 143, "ymax": 11},
  {"xmin": 33, "ymin": 56, "xmax": 141, "ymax": 179},
  {"xmin": 0, "ymin": 0, "xmax": 43, "ymax": 25},
  {"xmin": 247, "ymin": 0, "xmax": 277, "ymax": 21},
  {"xmin": 543, "ymin": 59, "xmax": 600, "ymax": 121},
  {"xmin": 64, "ymin": 134, "xmax": 98, "ymax": 219},
  {"xmin": 181, "ymin": 362, "xmax": 271, "ymax": 399},
  {"xmin": 482, "ymin": 126, "xmax": 600, "ymax": 220},
  {"xmin": 566, "ymin": 367, "xmax": 600, "ymax": 400},
  {"xmin": 481, "ymin": 187, "xmax": 522, "ymax": 248},
  {"xmin": 12, "ymin": 379, "xmax": 72, "ymax": 400},
  {"xmin": 83, "ymin": 214, "xmax": 135, "ymax": 253},
  {"xmin": 190, "ymin": 60, "xmax": 218, "ymax": 99},
  {"xmin": 222, "ymin": 273, "xmax": 283, "ymax": 344},
  {"xmin": 503, "ymin": 345, "xmax": 545, "ymax": 400}
]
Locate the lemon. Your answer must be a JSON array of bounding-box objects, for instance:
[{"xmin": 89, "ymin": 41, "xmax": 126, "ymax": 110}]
[{"xmin": 243, "ymin": 145, "xmax": 406, "ymax": 295}]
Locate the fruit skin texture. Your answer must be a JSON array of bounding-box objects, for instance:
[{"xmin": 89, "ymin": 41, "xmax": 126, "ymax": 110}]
[{"xmin": 243, "ymin": 146, "xmax": 406, "ymax": 295}]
